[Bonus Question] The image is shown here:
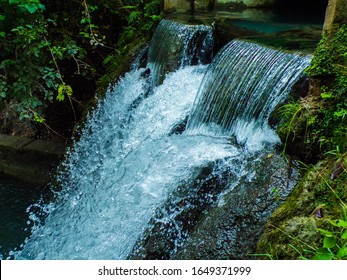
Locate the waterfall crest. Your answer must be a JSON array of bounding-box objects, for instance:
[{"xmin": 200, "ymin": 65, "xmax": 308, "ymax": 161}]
[
  {"xmin": 187, "ymin": 40, "xmax": 311, "ymax": 146},
  {"xmin": 148, "ymin": 19, "xmax": 214, "ymax": 86}
]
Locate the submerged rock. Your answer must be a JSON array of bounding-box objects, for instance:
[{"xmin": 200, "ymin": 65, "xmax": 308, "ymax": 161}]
[
  {"xmin": 128, "ymin": 160, "xmax": 237, "ymax": 259},
  {"xmin": 128, "ymin": 150, "xmax": 301, "ymax": 260}
]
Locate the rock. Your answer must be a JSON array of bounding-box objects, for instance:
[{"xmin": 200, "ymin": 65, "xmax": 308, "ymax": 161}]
[
  {"xmin": 323, "ymin": 0, "xmax": 347, "ymax": 34},
  {"xmin": 128, "ymin": 161, "xmax": 234, "ymax": 259},
  {"xmin": 128, "ymin": 150, "xmax": 301, "ymax": 260},
  {"xmin": 173, "ymin": 152, "xmax": 300, "ymax": 259},
  {"xmin": 216, "ymin": 0, "xmax": 275, "ymax": 8},
  {"xmin": 256, "ymin": 160, "xmax": 346, "ymax": 259}
]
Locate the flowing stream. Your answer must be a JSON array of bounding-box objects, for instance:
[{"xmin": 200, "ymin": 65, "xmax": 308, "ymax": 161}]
[{"xmin": 13, "ymin": 20, "xmax": 310, "ymax": 260}]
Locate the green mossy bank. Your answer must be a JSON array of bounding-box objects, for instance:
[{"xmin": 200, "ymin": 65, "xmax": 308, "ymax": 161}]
[
  {"xmin": 256, "ymin": 0, "xmax": 347, "ymax": 260},
  {"xmin": 256, "ymin": 159, "xmax": 347, "ymax": 259}
]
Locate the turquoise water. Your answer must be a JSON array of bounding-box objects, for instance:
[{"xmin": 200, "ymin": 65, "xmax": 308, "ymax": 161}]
[
  {"xmin": 0, "ymin": 175, "xmax": 40, "ymax": 259},
  {"xmin": 231, "ymin": 20, "xmax": 322, "ymax": 34}
]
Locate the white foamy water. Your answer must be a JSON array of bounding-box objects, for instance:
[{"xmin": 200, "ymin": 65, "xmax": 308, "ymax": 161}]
[{"xmin": 13, "ymin": 21, "xmax": 310, "ymax": 260}]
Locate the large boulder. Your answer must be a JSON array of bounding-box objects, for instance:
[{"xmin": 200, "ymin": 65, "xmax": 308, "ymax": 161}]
[{"xmin": 128, "ymin": 150, "xmax": 301, "ymax": 259}]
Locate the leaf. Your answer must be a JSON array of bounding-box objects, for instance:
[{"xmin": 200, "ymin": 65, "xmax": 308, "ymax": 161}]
[
  {"xmin": 19, "ymin": 2, "xmax": 45, "ymax": 14},
  {"xmin": 57, "ymin": 83, "xmax": 73, "ymax": 101},
  {"xmin": 313, "ymin": 248, "xmax": 334, "ymax": 260},
  {"xmin": 22, "ymin": 4, "xmax": 39, "ymax": 14},
  {"xmin": 328, "ymin": 219, "xmax": 339, "ymax": 227},
  {"xmin": 337, "ymin": 219, "xmax": 347, "ymax": 228},
  {"xmin": 57, "ymin": 84, "xmax": 65, "ymax": 101},
  {"xmin": 65, "ymin": 85, "xmax": 73, "ymax": 96},
  {"xmin": 341, "ymin": 230, "xmax": 347, "ymax": 239},
  {"xmin": 317, "ymin": 228, "xmax": 334, "ymax": 237},
  {"xmin": 321, "ymin": 91, "xmax": 333, "ymax": 99},
  {"xmin": 33, "ymin": 113, "xmax": 45, "ymax": 123},
  {"xmin": 323, "ymin": 236, "xmax": 337, "ymax": 249},
  {"xmin": 337, "ymin": 247, "xmax": 347, "ymax": 258},
  {"xmin": 38, "ymin": 4, "xmax": 45, "ymax": 11}
]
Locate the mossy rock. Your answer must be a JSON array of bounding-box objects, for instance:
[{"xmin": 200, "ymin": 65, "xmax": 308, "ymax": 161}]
[{"xmin": 256, "ymin": 159, "xmax": 347, "ymax": 259}]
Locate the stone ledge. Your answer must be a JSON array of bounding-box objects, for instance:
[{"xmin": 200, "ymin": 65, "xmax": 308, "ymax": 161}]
[{"xmin": 0, "ymin": 133, "xmax": 66, "ymax": 185}]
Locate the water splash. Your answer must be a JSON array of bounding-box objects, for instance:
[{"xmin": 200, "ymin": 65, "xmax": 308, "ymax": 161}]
[
  {"xmin": 15, "ymin": 65, "xmax": 236, "ymax": 260},
  {"xmin": 187, "ymin": 40, "xmax": 311, "ymax": 149}
]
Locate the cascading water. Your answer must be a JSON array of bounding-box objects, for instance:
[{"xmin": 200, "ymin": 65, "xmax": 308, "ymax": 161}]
[
  {"xmin": 147, "ymin": 19, "xmax": 213, "ymax": 86},
  {"xmin": 187, "ymin": 40, "xmax": 311, "ymax": 148},
  {"xmin": 11, "ymin": 19, "xmax": 310, "ymax": 260}
]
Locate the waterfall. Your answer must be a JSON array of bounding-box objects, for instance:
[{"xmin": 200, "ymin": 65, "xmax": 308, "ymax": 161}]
[
  {"xmin": 147, "ymin": 19, "xmax": 213, "ymax": 86},
  {"xmin": 12, "ymin": 20, "xmax": 310, "ymax": 260},
  {"xmin": 187, "ymin": 40, "xmax": 311, "ymax": 147}
]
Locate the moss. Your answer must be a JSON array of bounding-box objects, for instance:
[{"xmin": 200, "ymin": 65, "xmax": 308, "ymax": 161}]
[{"xmin": 256, "ymin": 159, "xmax": 347, "ymax": 259}]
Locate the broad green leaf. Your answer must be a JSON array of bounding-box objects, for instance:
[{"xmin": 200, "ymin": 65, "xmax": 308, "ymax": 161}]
[
  {"xmin": 313, "ymin": 248, "xmax": 334, "ymax": 260},
  {"xmin": 323, "ymin": 236, "xmax": 336, "ymax": 249},
  {"xmin": 57, "ymin": 84, "xmax": 65, "ymax": 101},
  {"xmin": 337, "ymin": 219, "xmax": 347, "ymax": 228},
  {"xmin": 22, "ymin": 4, "xmax": 39, "ymax": 14},
  {"xmin": 57, "ymin": 84, "xmax": 73, "ymax": 101},
  {"xmin": 341, "ymin": 230, "xmax": 347, "ymax": 239},
  {"xmin": 337, "ymin": 247, "xmax": 347, "ymax": 258}
]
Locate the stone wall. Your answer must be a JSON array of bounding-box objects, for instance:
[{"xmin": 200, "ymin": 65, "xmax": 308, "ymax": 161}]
[
  {"xmin": 164, "ymin": 0, "xmax": 191, "ymax": 13},
  {"xmin": 323, "ymin": 0, "xmax": 347, "ymax": 34},
  {"xmin": 0, "ymin": 134, "xmax": 66, "ymax": 185},
  {"xmin": 163, "ymin": 0, "xmax": 275, "ymax": 12},
  {"xmin": 163, "ymin": 0, "xmax": 327, "ymax": 13},
  {"xmin": 216, "ymin": 0, "xmax": 274, "ymax": 7}
]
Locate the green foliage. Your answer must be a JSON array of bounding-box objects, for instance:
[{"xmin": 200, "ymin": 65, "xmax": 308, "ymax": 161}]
[
  {"xmin": 0, "ymin": 0, "xmax": 85, "ymax": 123},
  {"xmin": 0, "ymin": 0, "xmax": 123, "ymax": 126},
  {"xmin": 1, "ymin": 0, "xmax": 162, "ymax": 132},
  {"xmin": 277, "ymin": 100, "xmax": 304, "ymax": 151},
  {"xmin": 117, "ymin": 0, "xmax": 162, "ymax": 47},
  {"xmin": 102, "ymin": 0, "xmax": 162, "ymax": 76},
  {"xmin": 305, "ymin": 25, "xmax": 347, "ymax": 154},
  {"xmin": 57, "ymin": 83, "xmax": 73, "ymax": 102},
  {"xmin": 313, "ymin": 204, "xmax": 347, "ymax": 260},
  {"xmin": 293, "ymin": 162, "xmax": 347, "ymax": 260},
  {"xmin": 276, "ymin": 98, "xmax": 318, "ymax": 157}
]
